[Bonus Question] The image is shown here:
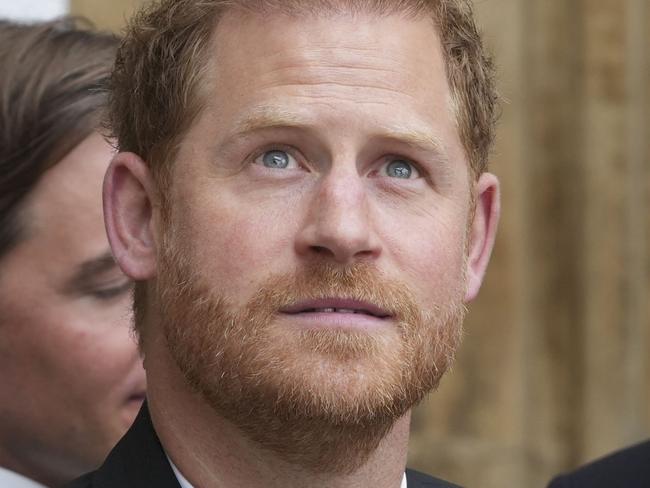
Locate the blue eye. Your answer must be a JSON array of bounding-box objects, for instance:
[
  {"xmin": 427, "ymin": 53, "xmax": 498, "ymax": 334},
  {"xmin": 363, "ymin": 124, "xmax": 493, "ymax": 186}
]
[
  {"xmin": 385, "ymin": 159, "xmax": 417, "ymax": 179},
  {"xmin": 258, "ymin": 150, "xmax": 295, "ymax": 169}
]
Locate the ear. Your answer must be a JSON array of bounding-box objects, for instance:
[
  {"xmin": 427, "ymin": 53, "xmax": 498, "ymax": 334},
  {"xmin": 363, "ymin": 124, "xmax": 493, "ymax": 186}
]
[
  {"xmin": 464, "ymin": 172, "xmax": 500, "ymax": 302},
  {"xmin": 103, "ymin": 152, "xmax": 160, "ymax": 281}
]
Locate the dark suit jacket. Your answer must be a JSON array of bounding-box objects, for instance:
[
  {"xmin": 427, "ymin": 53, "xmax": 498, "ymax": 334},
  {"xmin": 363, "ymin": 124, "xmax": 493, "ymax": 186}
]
[
  {"xmin": 548, "ymin": 440, "xmax": 650, "ymax": 488},
  {"xmin": 66, "ymin": 403, "xmax": 461, "ymax": 488}
]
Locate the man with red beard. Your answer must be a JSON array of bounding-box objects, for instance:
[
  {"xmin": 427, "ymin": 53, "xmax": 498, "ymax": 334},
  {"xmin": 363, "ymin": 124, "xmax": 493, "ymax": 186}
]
[{"xmin": 68, "ymin": 0, "xmax": 500, "ymax": 487}]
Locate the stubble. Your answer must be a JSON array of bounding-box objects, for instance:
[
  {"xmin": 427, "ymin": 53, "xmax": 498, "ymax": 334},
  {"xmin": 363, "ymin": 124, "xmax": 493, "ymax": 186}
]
[{"xmin": 155, "ymin": 234, "xmax": 466, "ymax": 473}]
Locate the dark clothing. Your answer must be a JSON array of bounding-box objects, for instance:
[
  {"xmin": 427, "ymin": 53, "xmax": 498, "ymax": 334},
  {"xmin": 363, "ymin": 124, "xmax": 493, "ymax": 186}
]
[
  {"xmin": 66, "ymin": 403, "xmax": 461, "ymax": 488},
  {"xmin": 406, "ymin": 468, "xmax": 462, "ymax": 487},
  {"xmin": 66, "ymin": 404, "xmax": 179, "ymax": 488},
  {"xmin": 548, "ymin": 440, "xmax": 650, "ymax": 488}
]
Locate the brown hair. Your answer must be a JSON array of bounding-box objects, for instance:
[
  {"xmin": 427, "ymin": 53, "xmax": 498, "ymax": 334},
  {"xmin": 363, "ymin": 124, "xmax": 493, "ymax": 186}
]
[
  {"xmin": 0, "ymin": 18, "xmax": 118, "ymax": 259},
  {"xmin": 109, "ymin": 0, "xmax": 497, "ymax": 180}
]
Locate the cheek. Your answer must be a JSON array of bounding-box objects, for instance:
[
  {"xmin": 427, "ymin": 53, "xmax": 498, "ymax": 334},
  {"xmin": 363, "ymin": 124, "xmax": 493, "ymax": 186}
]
[
  {"xmin": 0, "ymin": 309, "xmax": 128, "ymax": 406},
  {"xmin": 174, "ymin": 196, "xmax": 301, "ymax": 300},
  {"xmin": 50, "ymin": 318, "xmax": 136, "ymax": 397},
  {"xmin": 0, "ymin": 257, "xmax": 137, "ymax": 414},
  {"xmin": 39, "ymin": 295, "xmax": 136, "ymax": 384},
  {"xmin": 381, "ymin": 208, "xmax": 468, "ymax": 300}
]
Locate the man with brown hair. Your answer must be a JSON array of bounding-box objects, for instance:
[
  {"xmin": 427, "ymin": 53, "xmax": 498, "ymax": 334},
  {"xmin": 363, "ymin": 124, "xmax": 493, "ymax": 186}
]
[
  {"xmin": 0, "ymin": 19, "xmax": 145, "ymax": 488},
  {"xmin": 69, "ymin": 0, "xmax": 500, "ymax": 486}
]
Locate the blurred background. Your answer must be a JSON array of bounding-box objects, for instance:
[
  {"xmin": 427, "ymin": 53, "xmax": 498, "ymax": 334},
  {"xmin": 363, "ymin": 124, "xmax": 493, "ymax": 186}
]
[{"xmin": 2, "ymin": 0, "xmax": 648, "ymax": 486}]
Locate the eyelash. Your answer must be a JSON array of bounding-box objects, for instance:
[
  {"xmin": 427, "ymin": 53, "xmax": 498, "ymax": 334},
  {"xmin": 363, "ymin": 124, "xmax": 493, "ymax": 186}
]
[
  {"xmin": 88, "ymin": 282, "xmax": 132, "ymax": 301},
  {"xmin": 251, "ymin": 145, "xmax": 304, "ymax": 170},
  {"xmin": 378, "ymin": 157, "xmax": 421, "ymax": 179},
  {"xmin": 250, "ymin": 146, "xmax": 423, "ymax": 180}
]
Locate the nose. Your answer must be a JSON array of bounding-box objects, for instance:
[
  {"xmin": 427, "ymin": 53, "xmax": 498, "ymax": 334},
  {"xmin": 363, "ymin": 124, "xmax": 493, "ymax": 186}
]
[{"xmin": 295, "ymin": 170, "xmax": 382, "ymax": 264}]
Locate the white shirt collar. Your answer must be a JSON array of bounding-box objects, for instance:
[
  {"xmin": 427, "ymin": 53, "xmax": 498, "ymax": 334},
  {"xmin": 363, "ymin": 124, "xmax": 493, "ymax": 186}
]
[
  {"xmin": 0, "ymin": 467, "xmax": 47, "ymax": 488},
  {"xmin": 168, "ymin": 457, "xmax": 193, "ymax": 488},
  {"xmin": 168, "ymin": 456, "xmax": 407, "ymax": 488}
]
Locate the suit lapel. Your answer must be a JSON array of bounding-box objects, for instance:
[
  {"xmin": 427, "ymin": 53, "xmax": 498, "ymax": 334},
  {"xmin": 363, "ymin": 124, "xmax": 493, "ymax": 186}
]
[
  {"xmin": 91, "ymin": 401, "xmax": 181, "ymax": 488},
  {"xmin": 406, "ymin": 468, "xmax": 462, "ymax": 488}
]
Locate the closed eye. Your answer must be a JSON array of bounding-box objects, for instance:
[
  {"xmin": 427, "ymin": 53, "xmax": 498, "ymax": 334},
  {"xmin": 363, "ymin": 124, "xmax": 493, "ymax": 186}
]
[{"xmin": 88, "ymin": 281, "xmax": 133, "ymax": 301}]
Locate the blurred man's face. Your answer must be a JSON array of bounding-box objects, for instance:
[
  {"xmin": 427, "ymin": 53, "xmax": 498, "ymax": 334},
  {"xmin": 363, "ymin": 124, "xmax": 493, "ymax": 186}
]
[
  {"xmin": 0, "ymin": 133, "xmax": 145, "ymax": 486},
  {"xmin": 145, "ymin": 10, "xmax": 493, "ymax": 471}
]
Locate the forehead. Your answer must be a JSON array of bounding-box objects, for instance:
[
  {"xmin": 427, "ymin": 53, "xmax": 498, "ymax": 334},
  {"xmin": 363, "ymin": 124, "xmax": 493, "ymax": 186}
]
[
  {"xmin": 21, "ymin": 133, "xmax": 112, "ymax": 256},
  {"xmin": 205, "ymin": 9, "xmax": 453, "ymax": 117},
  {"xmin": 183, "ymin": 9, "xmax": 464, "ymax": 168}
]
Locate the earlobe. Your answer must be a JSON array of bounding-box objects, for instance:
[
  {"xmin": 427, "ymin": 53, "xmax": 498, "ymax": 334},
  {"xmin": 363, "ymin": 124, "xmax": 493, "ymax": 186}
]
[
  {"xmin": 464, "ymin": 172, "xmax": 500, "ymax": 302},
  {"xmin": 103, "ymin": 152, "xmax": 159, "ymax": 281}
]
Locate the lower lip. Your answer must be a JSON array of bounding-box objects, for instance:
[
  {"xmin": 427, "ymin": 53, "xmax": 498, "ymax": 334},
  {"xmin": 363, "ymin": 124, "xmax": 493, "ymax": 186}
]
[{"xmin": 280, "ymin": 312, "xmax": 389, "ymax": 330}]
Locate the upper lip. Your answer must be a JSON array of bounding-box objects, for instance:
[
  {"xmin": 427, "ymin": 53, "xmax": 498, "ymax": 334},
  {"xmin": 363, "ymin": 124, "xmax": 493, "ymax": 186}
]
[{"xmin": 280, "ymin": 298, "xmax": 391, "ymax": 318}]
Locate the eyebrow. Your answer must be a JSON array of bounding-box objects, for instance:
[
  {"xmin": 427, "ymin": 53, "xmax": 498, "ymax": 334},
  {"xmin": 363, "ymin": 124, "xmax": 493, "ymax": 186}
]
[
  {"xmin": 232, "ymin": 108, "xmax": 302, "ymax": 135},
  {"xmin": 226, "ymin": 107, "xmax": 450, "ymax": 162},
  {"xmin": 377, "ymin": 125, "xmax": 450, "ymax": 162},
  {"xmin": 63, "ymin": 251, "xmax": 120, "ymax": 294}
]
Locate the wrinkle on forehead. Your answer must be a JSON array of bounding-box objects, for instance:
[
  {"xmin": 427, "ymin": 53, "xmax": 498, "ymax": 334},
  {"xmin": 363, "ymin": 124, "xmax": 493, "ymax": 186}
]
[
  {"xmin": 227, "ymin": 105, "xmax": 448, "ymax": 157},
  {"xmin": 210, "ymin": 9, "xmax": 442, "ymax": 73},
  {"xmin": 206, "ymin": 9, "xmax": 453, "ymax": 112}
]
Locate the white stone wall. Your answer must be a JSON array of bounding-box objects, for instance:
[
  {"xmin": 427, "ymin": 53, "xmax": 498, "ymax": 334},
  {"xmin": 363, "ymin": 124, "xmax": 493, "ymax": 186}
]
[{"xmin": 0, "ymin": 0, "xmax": 69, "ymax": 21}]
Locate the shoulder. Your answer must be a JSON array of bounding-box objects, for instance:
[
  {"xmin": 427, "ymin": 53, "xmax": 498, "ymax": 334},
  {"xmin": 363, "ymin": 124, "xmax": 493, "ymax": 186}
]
[
  {"xmin": 547, "ymin": 439, "xmax": 650, "ymax": 488},
  {"xmin": 406, "ymin": 468, "xmax": 463, "ymax": 488},
  {"xmin": 64, "ymin": 402, "xmax": 180, "ymax": 488}
]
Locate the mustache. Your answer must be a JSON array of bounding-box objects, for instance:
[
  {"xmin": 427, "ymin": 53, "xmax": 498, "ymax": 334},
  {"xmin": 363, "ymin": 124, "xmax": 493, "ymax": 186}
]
[
  {"xmin": 158, "ymin": 246, "xmax": 424, "ymax": 325},
  {"xmin": 238, "ymin": 261, "xmax": 423, "ymax": 326}
]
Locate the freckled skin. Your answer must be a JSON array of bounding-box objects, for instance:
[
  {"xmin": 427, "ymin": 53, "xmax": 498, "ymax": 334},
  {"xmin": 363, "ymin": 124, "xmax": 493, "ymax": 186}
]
[
  {"xmin": 169, "ymin": 12, "xmax": 471, "ymax": 309},
  {"xmin": 0, "ymin": 133, "xmax": 145, "ymax": 487}
]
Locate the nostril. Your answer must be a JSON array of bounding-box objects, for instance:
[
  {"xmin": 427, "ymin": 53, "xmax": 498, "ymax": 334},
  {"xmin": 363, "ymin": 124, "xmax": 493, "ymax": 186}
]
[
  {"xmin": 355, "ymin": 249, "xmax": 375, "ymax": 259},
  {"xmin": 310, "ymin": 245, "xmax": 334, "ymax": 256}
]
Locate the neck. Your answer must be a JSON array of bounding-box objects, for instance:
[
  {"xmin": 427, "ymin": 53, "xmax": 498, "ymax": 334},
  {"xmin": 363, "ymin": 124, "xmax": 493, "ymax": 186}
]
[
  {"xmin": 0, "ymin": 459, "xmax": 56, "ymax": 488},
  {"xmin": 0, "ymin": 445, "xmax": 66, "ymax": 488},
  {"xmin": 145, "ymin": 332, "xmax": 411, "ymax": 488}
]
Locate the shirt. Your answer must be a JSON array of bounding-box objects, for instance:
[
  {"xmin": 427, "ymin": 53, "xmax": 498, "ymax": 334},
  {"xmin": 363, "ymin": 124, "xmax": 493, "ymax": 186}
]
[
  {"xmin": 169, "ymin": 456, "xmax": 408, "ymax": 488},
  {"xmin": 0, "ymin": 467, "xmax": 47, "ymax": 488}
]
